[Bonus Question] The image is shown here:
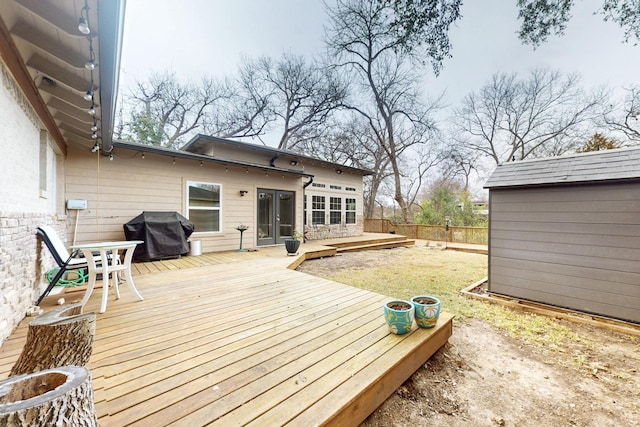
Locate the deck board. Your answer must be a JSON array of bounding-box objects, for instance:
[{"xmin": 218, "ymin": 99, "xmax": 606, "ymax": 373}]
[{"xmin": 0, "ymin": 237, "xmax": 452, "ymax": 426}]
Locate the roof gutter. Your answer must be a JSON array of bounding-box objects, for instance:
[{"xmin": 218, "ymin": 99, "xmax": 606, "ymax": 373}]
[
  {"xmin": 112, "ymin": 140, "xmax": 314, "ymax": 177},
  {"xmin": 97, "ymin": 0, "xmax": 126, "ymax": 156}
]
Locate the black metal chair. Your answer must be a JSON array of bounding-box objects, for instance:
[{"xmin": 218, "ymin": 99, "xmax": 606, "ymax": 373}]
[{"xmin": 35, "ymin": 226, "xmax": 88, "ymax": 305}]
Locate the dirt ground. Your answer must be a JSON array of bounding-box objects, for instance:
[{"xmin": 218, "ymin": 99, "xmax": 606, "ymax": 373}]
[{"xmin": 297, "ymin": 249, "xmax": 640, "ymax": 427}]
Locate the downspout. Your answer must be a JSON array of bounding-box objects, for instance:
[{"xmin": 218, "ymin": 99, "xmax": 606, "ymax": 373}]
[{"xmin": 302, "ymin": 176, "xmax": 314, "ymax": 242}]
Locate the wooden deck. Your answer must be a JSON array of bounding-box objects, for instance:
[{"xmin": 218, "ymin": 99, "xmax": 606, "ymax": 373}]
[{"xmin": 0, "ymin": 239, "xmax": 452, "ymax": 426}]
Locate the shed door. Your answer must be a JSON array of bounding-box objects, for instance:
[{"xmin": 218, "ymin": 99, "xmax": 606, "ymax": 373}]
[{"xmin": 257, "ymin": 189, "xmax": 295, "ymax": 246}]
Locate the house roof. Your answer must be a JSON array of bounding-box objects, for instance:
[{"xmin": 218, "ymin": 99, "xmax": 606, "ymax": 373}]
[
  {"xmin": 182, "ymin": 134, "xmax": 374, "ymax": 176},
  {"xmin": 0, "ymin": 0, "xmax": 124, "ymax": 155},
  {"xmin": 113, "ymin": 140, "xmax": 314, "ymax": 178},
  {"xmin": 484, "ymin": 146, "xmax": 640, "ymax": 189}
]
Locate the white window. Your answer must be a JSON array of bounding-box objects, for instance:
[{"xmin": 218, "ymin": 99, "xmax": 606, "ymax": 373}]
[
  {"xmin": 346, "ymin": 198, "xmax": 356, "ymax": 224},
  {"xmin": 312, "ymin": 195, "xmax": 325, "ymax": 225},
  {"xmin": 187, "ymin": 181, "xmax": 221, "ymax": 232},
  {"xmin": 329, "ymin": 197, "xmax": 341, "ymax": 224}
]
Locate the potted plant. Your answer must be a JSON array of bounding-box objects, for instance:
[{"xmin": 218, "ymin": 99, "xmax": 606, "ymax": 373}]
[
  {"xmin": 383, "ymin": 300, "xmax": 415, "ymax": 335},
  {"xmin": 284, "ymin": 230, "xmax": 303, "ymax": 255},
  {"xmin": 411, "ymin": 295, "xmax": 441, "ymax": 328}
]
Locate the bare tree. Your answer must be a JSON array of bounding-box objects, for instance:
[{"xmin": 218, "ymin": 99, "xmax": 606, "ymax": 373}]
[
  {"xmin": 325, "ymin": 0, "xmax": 447, "ymax": 222},
  {"xmin": 204, "ymin": 61, "xmax": 273, "ymax": 140},
  {"xmin": 245, "ymin": 53, "xmax": 348, "ymax": 150},
  {"xmin": 603, "ymin": 85, "xmax": 640, "ymax": 142},
  {"xmin": 455, "ymin": 69, "xmax": 605, "ymax": 165},
  {"xmin": 123, "ymin": 71, "xmax": 224, "ymax": 148},
  {"xmin": 439, "ymin": 145, "xmax": 480, "ymax": 192}
]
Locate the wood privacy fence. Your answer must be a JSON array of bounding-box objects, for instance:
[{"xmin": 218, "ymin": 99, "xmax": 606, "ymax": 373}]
[{"xmin": 364, "ymin": 219, "xmax": 488, "ymax": 245}]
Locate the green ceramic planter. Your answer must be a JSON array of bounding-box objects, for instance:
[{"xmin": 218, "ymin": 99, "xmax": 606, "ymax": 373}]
[
  {"xmin": 411, "ymin": 295, "xmax": 441, "ymax": 328},
  {"xmin": 384, "ymin": 300, "xmax": 415, "ymax": 335}
]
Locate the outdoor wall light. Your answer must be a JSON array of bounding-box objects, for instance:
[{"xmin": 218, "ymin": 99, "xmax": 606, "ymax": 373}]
[
  {"xmin": 239, "ymin": 190, "xmax": 248, "ymax": 196},
  {"xmin": 78, "ymin": 0, "xmax": 91, "ymax": 34},
  {"xmin": 78, "ymin": 16, "xmax": 90, "ymax": 35}
]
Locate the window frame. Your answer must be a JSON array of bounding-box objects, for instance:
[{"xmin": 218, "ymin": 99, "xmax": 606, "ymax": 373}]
[
  {"xmin": 186, "ymin": 180, "xmax": 222, "ymax": 233},
  {"xmin": 311, "ymin": 195, "xmax": 326, "ymax": 225},
  {"xmin": 345, "ymin": 197, "xmax": 356, "ymax": 224},
  {"xmin": 329, "ymin": 196, "xmax": 342, "ymax": 225}
]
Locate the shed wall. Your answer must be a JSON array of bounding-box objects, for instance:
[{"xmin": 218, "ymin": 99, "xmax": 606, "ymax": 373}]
[{"xmin": 488, "ymin": 182, "xmax": 640, "ymax": 323}]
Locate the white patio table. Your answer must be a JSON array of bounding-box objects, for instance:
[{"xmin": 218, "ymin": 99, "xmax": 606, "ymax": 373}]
[{"xmin": 71, "ymin": 240, "xmax": 144, "ymax": 313}]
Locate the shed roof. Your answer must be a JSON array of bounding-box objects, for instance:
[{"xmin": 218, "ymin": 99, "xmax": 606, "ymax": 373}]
[{"xmin": 483, "ymin": 146, "xmax": 640, "ymax": 189}]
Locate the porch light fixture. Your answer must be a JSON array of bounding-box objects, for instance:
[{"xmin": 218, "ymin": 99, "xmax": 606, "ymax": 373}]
[
  {"xmin": 78, "ymin": 16, "xmax": 90, "ymax": 35},
  {"xmin": 78, "ymin": 0, "xmax": 91, "ymax": 34},
  {"xmin": 83, "ymin": 90, "xmax": 93, "ymax": 101},
  {"xmin": 239, "ymin": 190, "xmax": 248, "ymax": 196}
]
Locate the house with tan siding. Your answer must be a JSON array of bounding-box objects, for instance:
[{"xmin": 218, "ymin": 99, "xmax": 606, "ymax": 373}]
[
  {"xmin": 67, "ymin": 137, "xmax": 371, "ymax": 253},
  {"xmin": 0, "ymin": 0, "xmax": 373, "ymax": 344}
]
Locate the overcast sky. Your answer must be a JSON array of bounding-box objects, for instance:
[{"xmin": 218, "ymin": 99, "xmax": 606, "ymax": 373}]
[{"xmin": 120, "ymin": 0, "xmax": 639, "ymax": 137}]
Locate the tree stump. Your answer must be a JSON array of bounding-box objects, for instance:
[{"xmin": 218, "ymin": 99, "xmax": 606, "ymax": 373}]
[
  {"xmin": 0, "ymin": 366, "xmax": 98, "ymax": 426},
  {"xmin": 10, "ymin": 304, "xmax": 96, "ymax": 377}
]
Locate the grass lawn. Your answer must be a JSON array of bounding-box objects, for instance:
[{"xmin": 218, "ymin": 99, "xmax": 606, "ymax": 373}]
[{"xmin": 323, "ymin": 246, "xmax": 592, "ymax": 354}]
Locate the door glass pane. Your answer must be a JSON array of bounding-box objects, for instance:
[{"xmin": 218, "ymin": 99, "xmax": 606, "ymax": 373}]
[
  {"xmin": 279, "ymin": 193, "xmax": 294, "ymax": 238},
  {"xmin": 258, "ymin": 192, "xmax": 273, "ymax": 239}
]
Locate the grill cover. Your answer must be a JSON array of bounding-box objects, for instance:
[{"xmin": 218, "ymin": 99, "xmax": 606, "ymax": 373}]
[{"xmin": 124, "ymin": 211, "xmax": 195, "ymax": 261}]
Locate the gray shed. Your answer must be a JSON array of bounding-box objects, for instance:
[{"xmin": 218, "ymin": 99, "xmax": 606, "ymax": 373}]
[{"xmin": 484, "ymin": 147, "xmax": 640, "ymax": 324}]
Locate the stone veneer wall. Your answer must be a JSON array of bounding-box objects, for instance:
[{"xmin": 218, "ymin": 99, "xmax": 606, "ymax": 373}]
[{"xmin": 0, "ymin": 212, "xmax": 65, "ymax": 344}]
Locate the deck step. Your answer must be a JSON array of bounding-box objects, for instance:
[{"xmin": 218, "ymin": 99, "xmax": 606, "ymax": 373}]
[
  {"xmin": 328, "ymin": 234, "xmax": 410, "ymax": 249},
  {"xmin": 336, "ymin": 239, "xmax": 415, "ymax": 253}
]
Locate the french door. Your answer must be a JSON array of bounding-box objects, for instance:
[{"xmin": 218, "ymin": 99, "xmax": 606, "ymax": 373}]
[{"xmin": 257, "ymin": 189, "xmax": 295, "ymax": 246}]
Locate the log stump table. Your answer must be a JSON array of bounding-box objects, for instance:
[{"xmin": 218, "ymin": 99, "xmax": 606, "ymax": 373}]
[
  {"xmin": 0, "ymin": 366, "xmax": 98, "ymax": 426},
  {"xmin": 10, "ymin": 303, "xmax": 95, "ymax": 377}
]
